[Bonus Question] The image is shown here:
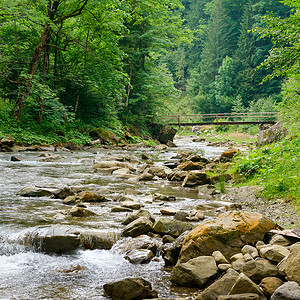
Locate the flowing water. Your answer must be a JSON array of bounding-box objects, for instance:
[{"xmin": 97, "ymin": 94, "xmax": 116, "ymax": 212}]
[{"xmin": 0, "ymin": 136, "xmax": 227, "ymax": 300}]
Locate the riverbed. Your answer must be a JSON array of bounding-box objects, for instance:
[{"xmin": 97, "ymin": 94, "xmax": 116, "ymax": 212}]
[{"xmin": 0, "ymin": 137, "xmax": 227, "ymax": 300}]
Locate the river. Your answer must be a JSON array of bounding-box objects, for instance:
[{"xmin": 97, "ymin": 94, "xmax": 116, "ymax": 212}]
[{"xmin": 0, "ymin": 136, "xmax": 226, "ymax": 300}]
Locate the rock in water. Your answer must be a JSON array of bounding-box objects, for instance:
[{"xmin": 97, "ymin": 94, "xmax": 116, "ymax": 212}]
[
  {"xmin": 157, "ymin": 125, "xmax": 177, "ymax": 144},
  {"xmin": 103, "ymin": 277, "xmax": 158, "ymax": 300},
  {"xmin": 179, "ymin": 211, "xmax": 276, "ymax": 263}
]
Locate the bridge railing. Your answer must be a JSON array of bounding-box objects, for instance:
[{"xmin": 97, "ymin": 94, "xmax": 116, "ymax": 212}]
[{"xmin": 157, "ymin": 112, "xmax": 279, "ymax": 126}]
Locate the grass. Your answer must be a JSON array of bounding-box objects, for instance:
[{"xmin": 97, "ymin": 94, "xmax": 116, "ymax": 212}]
[{"xmin": 230, "ymin": 136, "xmax": 300, "ymax": 208}]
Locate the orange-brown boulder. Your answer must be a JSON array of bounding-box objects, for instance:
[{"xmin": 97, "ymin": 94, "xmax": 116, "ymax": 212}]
[{"xmin": 179, "ymin": 211, "xmax": 276, "ymax": 263}]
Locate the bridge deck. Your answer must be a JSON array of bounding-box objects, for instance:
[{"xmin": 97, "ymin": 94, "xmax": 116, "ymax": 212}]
[{"xmin": 158, "ymin": 112, "xmax": 279, "ymax": 126}]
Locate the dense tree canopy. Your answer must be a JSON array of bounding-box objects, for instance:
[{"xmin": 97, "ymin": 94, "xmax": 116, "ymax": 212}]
[{"xmin": 0, "ymin": 0, "xmax": 297, "ymax": 135}]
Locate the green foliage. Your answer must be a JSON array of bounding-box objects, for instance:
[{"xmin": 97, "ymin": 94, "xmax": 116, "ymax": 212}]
[{"xmin": 232, "ymin": 137, "xmax": 300, "ymax": 203}]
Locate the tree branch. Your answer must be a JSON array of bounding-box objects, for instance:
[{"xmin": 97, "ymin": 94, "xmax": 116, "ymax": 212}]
[{"xmin": 54, "ymin": 0, "xmax": 88, "ymax": 24}]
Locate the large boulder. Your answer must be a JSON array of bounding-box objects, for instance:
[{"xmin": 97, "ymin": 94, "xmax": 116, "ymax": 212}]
[
  {"xmin": 157, "ymin": 125, "xmax": 177, "ymax": 144},
  {"xmin": 22, "ymin": 225, "xmax": 80, "ymax": 253},
  {"xmin": 170, "ymin": 256, "xmax": 218, "ymax": 287},
  {"xmin": 196, "ymin": 268, "xmax": 240, "ymax": 300},
  {"xmin": 153, "ymin": 217, "xmax": 193, "ymax": 238},
  {"xmin": 257, "ymin": 121, "xmax": 287, "ymax": 146},
  {"xmin": 179, "ymin": 211, "xmax": 276, "ymax": 263},
  {"xmin": 103, "ymin": 277, "xmax": 158, "ymax": 300}
]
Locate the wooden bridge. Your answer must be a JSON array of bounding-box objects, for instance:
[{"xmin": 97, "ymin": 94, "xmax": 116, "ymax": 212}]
[{"xmin": 158, "ymin": 112, "xmax": 279, "ymax": 127}]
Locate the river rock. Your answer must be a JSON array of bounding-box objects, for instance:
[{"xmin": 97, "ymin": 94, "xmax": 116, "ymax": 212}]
[
  {"xmin": 63, "ymin": 196, "xmax": 80, "ymax": 205},
  {"xmin": 122, "ymin": 210, "xmax": 154, "ymax": 225},
  {"xmin": 11, "ymin": 156, "xmax": 24, "ymax": 162},
  {"xmin": 1, "ymin": 135, "xmax": 15, "ymax": 147},
  {"xmin": 187, "ymin": 154, "xmax": 209, "ymax": 164},
  {"xmin": 162, "ymin": 231, "xmax": 189, "ymax": 266},
  {"xmin": 153, "ymin": 193, "xmax": 176, "ymax": 201},
  {"xmin": 78, "ymin": 191, "xmax": 107, "ymax": 202},
  {"xmin": 218, "ymin": 294, "xmax": 260, "ymax": 300},
  {"xmin": 138, "ymin": 172, "xmax": 154, "ymax": 181},
  {"xmin": 195, "ymin": 268, "xmax": 240, "ymax": 300},
  {"xmin": 103, "ymin": 277, "xmax": 158, "ymax": 300},
  {"xmin": 270, "ymin": 234, "xmax": 294, "ymax": 247},
  {"xmin": 111, "ymin": 206, "xmax": 133, "ymax": 212},
  {"xmin": 178, "ymin": 161, "xmax": 205, "ymax": 171},
  {"xmin": 40, "ymin": 154, "xmax": 63, "ymax": 162},
  {"xmin": 122, "ymin": 217, "xmax": 153, "ymax": 238},
  {"xmin": 148, "ymin": 166, "xmax": 170, "ymax": 178},
  {"xmin": 212, "ymin": 251, "xmax": 229, "ymax": 264},
  {"xmin": 270, "ymin": 281, "xmax": 300, "ymax": 300},
  {"xmin": 160, "ymin": 208, "xmax": 179, "ymax": 216},
  {"xmin": 67, "ymin": 207, "xmax": 96, "ymax": 217},
  {"xmin": 281, "ymin": 243, "xmax": 300, "ymax": 285},
  {"xmin": 93, "ymin": 161, "xmax": 136, "ymax": 171},
  {"xmin": 112, "ymin": 168, "xmax": 131, "ymax": 176},
  {"xmin": 242, "ymin": 245, "xmax": 259, "ymax": 259},
  {"xmin": 167, "ymin": 169, "xmax": 188, "ymax": 181},
  {"xmin": 170, "ymin": 256, "xmax": 218, "ymax": 287},
  {"xmin": 153, "ymin": 217, "xmax": 193, "ymax": 238},
  {"xmin": 229, "ymin": 273, "xmax": 266, "ymax": 299},
  {"xmin": 174, "ymin": 211, "xmax": 189, "ymax": 221},
  {"xmin": 179, "ymin": 211, "xmax": 276, "ymax": 263},
  {"xmin": 259, "ymin": 277, "xmax": 284, "ymax": 297},
  {"xmin": 114, "ymin": 235, "xmax": 159, "ymax": 255},
  {"xmin": 80, "ymin": 230, "xmax": 119, "ymax": 250},
  {"xmin": 18, "ymin": 186, "xmax": 57, "ymax": 197},
  {"xmin": 125, "ymin": 249, "xmax": 154, "ymax": 264},
  {"xmin": 23, "ymin": 225, "xmax": 80, "ymax": 253},
  {"xmin": 259, "ymin": 245, "xmax": 290, "ymax": 262},
  {"xmin": 54, "ymin": 186, "xmax": 75, "ymax": 199},
  {"xmin": 121, "ymin": 200, "xmax": 143, "ymax": 210},
  {"xmin": 182, "ymin": 171, "xmax": 210, "ymax": 187},
  {"xmin": 242, "ymin": 259, "xmax": 280, "ymax": 282},
  {"xmin": 157, "ymin": 125, "xmax": 177, "ymax": 144}
]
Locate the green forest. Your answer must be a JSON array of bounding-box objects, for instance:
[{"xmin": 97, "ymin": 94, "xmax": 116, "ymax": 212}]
[{"xmin": 0, "ymin": 0, "xmax": 299, "ymax": 142}]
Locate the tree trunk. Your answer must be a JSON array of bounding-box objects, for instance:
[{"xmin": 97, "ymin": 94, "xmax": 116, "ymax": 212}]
[{"xmin": 14, "ymin": 24, "xmax": 51, "ymax": 120}]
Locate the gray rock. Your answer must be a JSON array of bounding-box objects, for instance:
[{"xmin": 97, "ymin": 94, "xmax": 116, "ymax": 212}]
[
  {"xmin": 80, "ymin": 230, "xmax": 120, "ymax": 250},
  {"xmin": 125, "ymin": 249, "xmax": 154, "ymax": 264},
  {"xmin": 111, "ymin": 206, "xmax": 133, "ymax": 212},
  {"xmin": 174, "ymin": 211, "xmax": 189, "ymax": 221},
  {"xmin": 121, "ymin": 200, "xmax": 143, "ymax": 210},
  {"xmin": 67, "ymin": 207, "xmax": 96, "ymax": 217},
  {"xmin": 153, "ymin": 217, "xmax": 193, "ymax": 237},
  {"xmin": 218, "ymin": 294, "xmax": 259, "ymax": 300},
  {"xmin": 242, "ymin": 245, "xmax": 259, "ymax": 259},
  {"xmin": 271, "ymin": 281, "xmax": 300, "ymax": 300},
  {"xmin": 22, "ymin": 225, "xmax": 80, "ymax": 253},
  {"xmin": 242, "ymin": 259, "xmax": 280, "ymax": 282},
  {"xmin": 122, "ymin": 210, "xmax": 154, "ymax": 225},
  {"xmin": 270, "ymin": 234, "xmax": 294, "ymax": 247},
  {"xmin": 282, "ymin": 243, "xmax": 300, "ymax": 285},
  {"xmin": 18, "ymin": 186, "xmax": 56, "ymax": 197},
  {"xmin": 229, "ymin": 273, "xmax": 267, "ymax": 300},
  {"xmin": 157, "ymin": 125, "xmax": 177, "ymax": 144},
  {"xmin": 114, "ymin": 235, "xmax": 159, "ymax": 255},
  {"xmin": 170, "ymin": 256, "xmax": 218, "ymax": 287},
  {"xmin": 122, "ymin": 217, "xmax": 153, "ymax": 238},
  {"xmin": 196, "ymin": 268, "xmax": 239, "ymax": 300},
  {"xmin": 103, "ymin": 277, "xmax": 158, "ymax": 300},
  {"xmin": 260, "ymin": 245, "xmax": 290, "ymax": 262},
  {"xmin": 160, "ymin": 208, "xmax": 179, "ymax": 216}
]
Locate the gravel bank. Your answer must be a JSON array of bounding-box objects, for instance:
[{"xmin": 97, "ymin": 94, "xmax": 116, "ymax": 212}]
[{"xmin": 221, "ymin": 185, "xmax": 299, "ymax": 228}]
